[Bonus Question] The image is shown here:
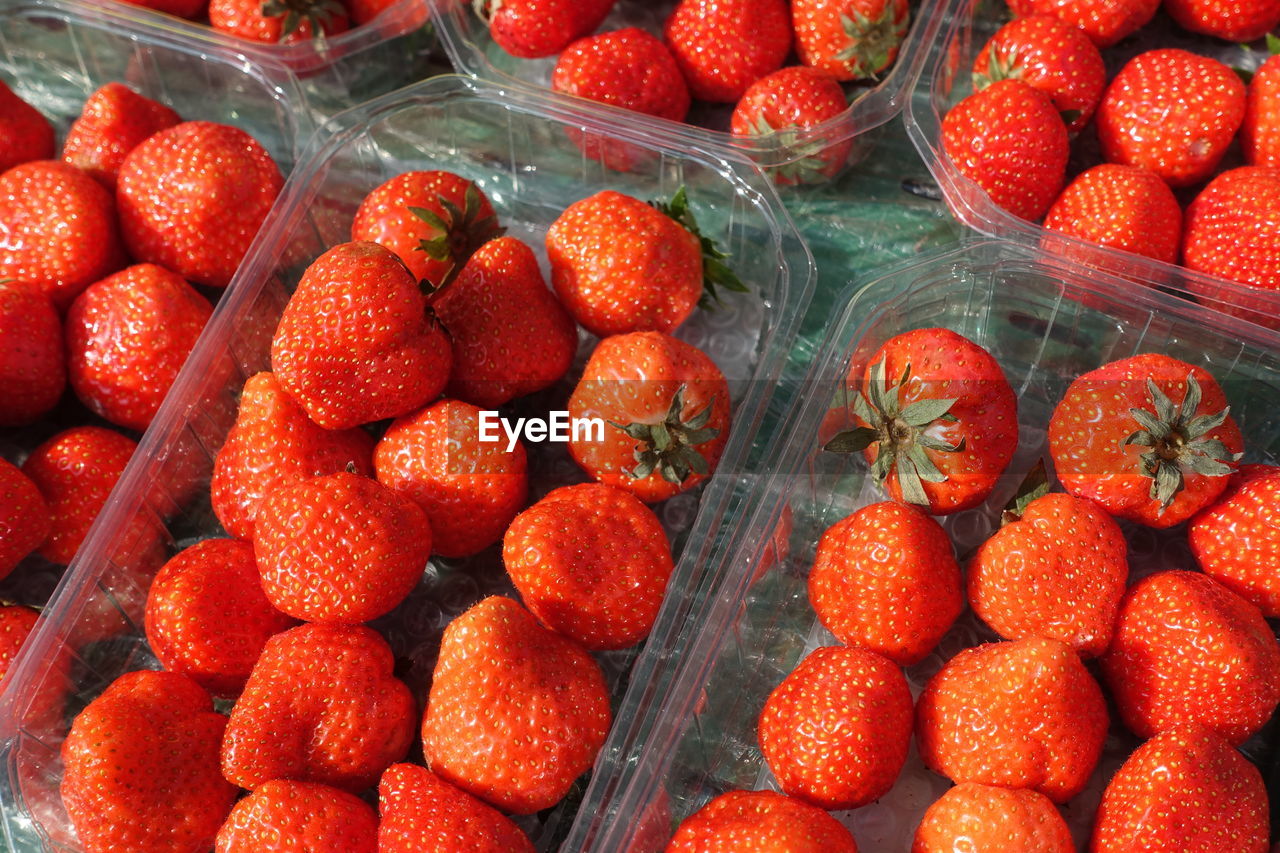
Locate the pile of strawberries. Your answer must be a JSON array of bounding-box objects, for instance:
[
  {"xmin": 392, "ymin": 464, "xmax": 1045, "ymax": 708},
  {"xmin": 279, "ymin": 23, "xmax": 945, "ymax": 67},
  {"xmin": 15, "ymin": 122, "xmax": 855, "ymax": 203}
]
[{"xmin": 105, "ymin": 0, "xmax": 401, "ymax": 46}]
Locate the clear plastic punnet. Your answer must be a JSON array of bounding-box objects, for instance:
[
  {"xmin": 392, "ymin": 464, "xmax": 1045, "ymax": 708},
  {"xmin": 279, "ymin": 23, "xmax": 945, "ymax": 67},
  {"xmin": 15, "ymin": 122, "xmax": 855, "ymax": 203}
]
[{"xmin": 0, "ymin": 74, "xmax": 814, "ymax": 851}]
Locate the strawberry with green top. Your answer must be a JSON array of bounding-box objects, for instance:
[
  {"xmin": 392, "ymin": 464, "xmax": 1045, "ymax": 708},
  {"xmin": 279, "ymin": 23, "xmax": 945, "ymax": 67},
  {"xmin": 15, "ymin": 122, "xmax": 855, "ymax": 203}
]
[
  {"xmin": 1043, "ymin": 163, "xmax": 1183, "ymax": 264},
  {"xmin": 793, "ymin": 0, "xmax": 911, "ymax": 82},
  {"xmin": 209, "ymin": 0, "xmax": 349, "ymax": 43},
  {"xmin": 1243, "ymin": 38, "xmax": 1280, "ymax": 168},
  {"xmin": 664, "ymin": 0, "xmax": 792, "ymax": 103},
  {"xmin": 480, "ymin": 0, "xmax": 615, "ymax": 59},
  {"xmin": 0, "ymin": 79, "xmax": 53, "ymax": 172},
  {"xmin": 731, "ymin": 66, "xmax": 852, "ymax": 185},
  {"xmin": 1190, "ymin": 464, "xmax": 1280, "ymax": 617},
  {"xmin": 667, "ymin": 790, "xmax": 859, "ymax": 852},
  {"xmin": 62, "ymin": 83, "xmax": 180, "ymax": 191}
]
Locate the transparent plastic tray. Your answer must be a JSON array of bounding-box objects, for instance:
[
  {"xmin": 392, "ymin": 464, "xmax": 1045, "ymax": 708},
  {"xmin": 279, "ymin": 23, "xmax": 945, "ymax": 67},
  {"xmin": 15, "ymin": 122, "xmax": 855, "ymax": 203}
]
[
  {"xmin": 0, "ymin": 74, "xmax": 814, "ymax": 851},
  {"xmin": 565, "ymin": 238, "xmax": 1280, "ymax": 851}
]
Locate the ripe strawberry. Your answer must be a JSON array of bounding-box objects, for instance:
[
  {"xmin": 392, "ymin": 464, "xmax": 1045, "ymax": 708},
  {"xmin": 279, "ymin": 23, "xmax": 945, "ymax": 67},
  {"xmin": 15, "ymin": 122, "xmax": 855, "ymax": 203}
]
[
  {"xmin": 121, "ymin": 0, "xmax": 208, "ymax": 17},
  {"xmin": 667, "ymin": 789, "xmax": 859, "ymax": 852},
  {"xmin": 1164, "ymin": 0, "xmax": 1280, "ymax": 41},
  {"xmin": 215, "ymin": 779, "xmax": 377, "ymax": 853},
  {"xmin": 824, "ymin": 327, "xmax": 1018, "ymax": 515},
  {"xmin": 1097, "ymin": 49, "xmax": 1245, "ymax": 187},
  {"xmin": 0, "ymin": 79, "xmax": 53, "ymax": 172},
  {"xmin": 1182, "ymin": 166, "xmax": 1280, "ymax": 305},
  {"xmin": 1243, "ymin": 49, "xmax": 1280, "ymax": 168},
  {"xmin": 793, "ymin": 0, "xmax": 910, "ymax": 81},
  {"xmin": 145, "ymin": 538, "xmax": 296, "ymax": 697},
  {"xmin": 808, "ymin": 501, "xmax": 962, "ymax": 665},
  {"xmin": 664, "ymin": 0, "xmax": 792, "ymax": 103},
  {"xmin": 1048, "ymin": 353, "xmax": 1243, "ymax": 527},
  {"xmin": 211, "ymin": 371, "xmax": 376, "ymax": 541},
  {"xmin": 209, "ymin": 0, "xmax": 349, "ymax": 43},
  {"xmin": 0, "ymin": 604, "xmax": 39, "ymax": 686},
  {"xmin": 730, "ymin": 66, "xmax": 853, "ymax": 185},
  {"xmin": 553, "ymin": 27, "xmax": 691, "ymax": 122},
  {"xmin": 1043, "ymin": 163, "xmax": 1183, "ymax": 263},
  {"xmin": 347, "ymin": 0, "xmax": 398, "ymax": 24},
  {"xmin": 1190, "ymin": 464, "xmax": 1280, "ymax": 616},
  {"xmin": 912, "ymin": 782, "xmax": 1074, "ymax": 853},
  {"xmin": 430, "ymin": 236, "xmax": 576, "ymax": 408},
  {"xmin": 567, "ymin": 331, "xmax": 731, "ymax": 503},
  {"xmin": 271, "ymin": 241, "xmax": 453, "ymax": 430},
  {"xmin": 61, "ymin": 670, "xmax": 237, "ymax": 853},
  {"xmin": 375, "ymin": 398, "xmax": 527, "ymax": 558},
  {"xmin": 117, "ymin": 121, "xmax": 284, "ymax": 288},
  {"xmin": 253, "ymin": 470, "xmax": 431, "ymax": 623},
  {"xmin": 378, "ymin": 763, "xmax": 536, "ymax": 853},
  {"xmin": 1091, "ymin": 724, "xmax": 1268, "ymax": 852},
  {"xmin": 916, "ymin": 637, "xmax": 1108, "ymax": 802},
  {"xmin": 62, "ymin": 83, "xmax": 181, "ymax": 191},
  {"xmin": 421, "ymin": 596, "xmax": 611, "ymax": 814},
  {"xmin": 0, "ymin": 282, "xmax": 63, "ymax": 426},
  {"xmin": 942, "ymin": 79, "xmax": 1069, "ymax": 220},
  {"xmin": 482, "ymin": 0, "xmax": 615, "ymax": 59},
  {"xmin": 1006, "ymin": 0, "xmax": 1159, "ymax": 46},
  {"xmin": 221, "ymin": 622, "xmax": 416, "ymax": 791},
  {"xmin": 504, "ymin": 482, "xmax": 673, "ymax": 650},
  {"xmin": 0, "ymin": 160, "xmax": 126, "ymax": 309},
  {"xmin": 972, "ymin": 15, "xmax": 1106, "ymax": 133},
  {"xmin": 1101, "ymin": 570, "xmax": 1280, "ymax": 745}
]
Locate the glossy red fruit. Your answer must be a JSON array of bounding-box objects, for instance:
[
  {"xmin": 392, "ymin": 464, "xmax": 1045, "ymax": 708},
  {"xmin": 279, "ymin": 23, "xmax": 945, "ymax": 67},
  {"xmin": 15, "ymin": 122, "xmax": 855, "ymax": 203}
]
[
  {"xmin": 1183, "ymin": 166, "xmax": 1280, "ymax": 307},
  {"xmin": 484, "ymin": 0, "xmax": 615, "ymax": 59},
  {"xmin": 913, "ymin": 782, "xmax": 1074, "ymax": 853},
  {"xmin": 0, "ymin": 79, "xmax": 54, "ymax": 172},
  {"xmin": 1164, "ymin": 0, "xmax": 1280, "ymax": 41},
  {"xmin": 62, "ymin": 83, "xmax": 181, "ymax": 191},
  {"xmin": 1006, "ymin": 0, "xmax": 1159, "ymax": 46},
  {"xmin": 553, "ymin": 27, "xmax": 691, "ymax": 122},
  {"xmin": 664, "ymin": 0, "xmax": 792, "ymax": 102},
  {"xmin": 0, "ymin": 605, "xmax": 39, "ymax": 687},
  {"xmin": 793, "ymin": 0, "xmax": 911, "ymax": 81},
  {"xmin": 0, "ymin": 459, "xmax": 50, "ymax": 576},
  {"xmin": 1190, "ymin": 464, "xmax": 1280, "ymax": 616},
  {"xmin": 666, "ymin": 789, "xmax": 859, "ymax": 852},
  {"xmin": 215, "ymin": 779, "xmax": 377, "ymax": 853},
  {"xmin": 1043, "ymin": 163, "xmax": 1183, "ymax": 264},
  {"xmin": 1243, "ymin": 52, "xmax": 1280, "ymax": 168},
  {"xmin": 209, "ymin": 0, "xmax": 349, "ymax": 43},
  {"xmin": 731, "ymin": 66, "xmax": 853, "ymax": 185},
  {"xmin": 378, "ymin": 763, "xmax": 536, "ymax": 853},
  {"xmin": 121, "ymin": 0, "xmax": 208, "ymax": 17},
  {"xmin": 0, "ymin": 282, "xmax": 63, "ymax": 426}
]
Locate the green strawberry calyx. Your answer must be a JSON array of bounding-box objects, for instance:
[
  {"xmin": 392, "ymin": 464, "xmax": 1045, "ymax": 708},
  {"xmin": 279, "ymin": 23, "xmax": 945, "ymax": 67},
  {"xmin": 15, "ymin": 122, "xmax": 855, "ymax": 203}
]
[
  {"xmin": 261, "ymin": 0, "xmax": 344, "ymax": 41},
  {"xmin": 972, "ymin": 42, "xmax": 1024, "ymax": 91},
  {"xmin": 1124, "ymin": 374, "xmax": 1241, "ymax": 513},
  {"xmin": 1000, "ymin": 459, "xmax": 1051, "ymax": 524},
  {"xmin": 650, "ymin": 187, "xmax": 748, "ymax": 310},
  {"xmin": 748, "ymin": 115, "xmax": 837, "ymax": 184},
  {"xmin": 834, "ymin": 5, "xmax": 907, "ymax": 80},
  {"xmin": 473, "ymin": 0, "xmax": 499, "ymax": 22},
  {"xmin": 409, "ymin": 183, "xmax": 505, "ymax": 290},
  {"xmin": 609, "ymin": 384, "xmax": 719, "ymax": 486},
  {"xmin": 823, "ymin": 358, "xmax": 964, "ymax": 508}
]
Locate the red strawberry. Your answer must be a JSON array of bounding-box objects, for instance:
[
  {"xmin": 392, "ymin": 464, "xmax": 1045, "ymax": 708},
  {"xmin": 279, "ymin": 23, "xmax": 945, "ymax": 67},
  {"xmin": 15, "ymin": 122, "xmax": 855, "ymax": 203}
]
[
  {"xmin": 1182, "ymin": 166, "xmax": 1280, "ymax": 308},
  {"xmin": 916, "ymin": 637, "xmax": 1108, "ymax": 802},
  {"xmin": 62, "ymin": 83, "xmax": 181, "ymax": 191},
  {"xmin": 1190, "ymin": 464, "xmax": 1280, "ymax": 616},
  {"xmin": 271, "ymin": 241, "xmax": 453, "ymax": 430},
  {"xmin": 824, "ymin": 327, "xmax": 1019, "ymax": 515},
  {"xmin": 482, "ymin": 0, "xmax": 615, "ymax": 59},
  {"xmin": 144, "ymin": 538, "xmax": 296, "ymax": 698},
  {"xmin": 221, "ymin": 622, "xmax": 416, "ymax": 791},
  {"xmin": 211, "ymin": 371, "xmax": 376, "ymax": 541},
  {"xmin": 0, "ymin": 160, "xmax": 126, "ymax": 309},
  {"xmin": 567, "ymin": 331, "xmax": 731, "ymax": 503},
  {"xmin": 0, "ymin": 604, "xmax": 39, "ymax": 687},
  {"xmin": 1006, "ymin": 0, "xmax": 1159, "ymax": 46},
  {"xmin": 121, "ymin": 0, "xmax": 208, "ymax": 17},
  {"xmin": 1164, "ymin": 0, "xmax": 1280, "ymax": 41},
  {"xmin": 1097, "ymin": 49, "xmax": 1245, "ymax": 187},
  {"xmin": 421, "ymin": 596, "xmax": 611, "ymax": 814},
  {"xmin": 664, "ymin": 0, "xmax": 792, "ymax": 103},
  {"xmin": 1243, "ymin": 50, "xmax": 1280, "ymax": 168},
  {"xmin": 1101, "ymin": 570, "xmax": 1280, "ymax": 745},
  {"xmin": 942, "ymin": 79, "xmax": 1069, "ymax": 220},
  {"xmin": 913, "ymin": 782, "xmax": 1074, "ymax": 853},
  {"xmin": 215, "ymin": 779, "xmax": 377, "ymax": 853},
  {"xmin": 730, "ymin": 66, "xmax": 853, "ymax": 185},
  {"xmin": 1048, "ymin": 353, "xmax": 1243, "ymax": 527},
  {"xmin": 553, "ymin": 27, "xmax": 691, "ymax": 122},
  {"xmin": 758, "ymin": 645, "xmax": 912, "ymax": 809},
  {"xmin": 808, "ymin": 501, "xmax": 962, "ymax": 665},
  {"xmin": 253, "ymin": 470, "xmax": 431, "ymax": 623},
  {"xmin": 61, "ymin": 670, "xmax": 237, "ymax": 853},
  {"xmin": 0, "ymin": 79, "xmax": 54, "ymax": 172},
  {"xmin": 666, "ymin": 789, "xmax": 859, "ymax": 852},
  {"xmin": 0, "ymin": 282, "xmax": 63, "ymax": 426},
  {"xmin": 209, "ymin": 0, "xmax": 349, "ymax": 43},
  {"xmin": 347, "ymin": 0, "xmax": 400, "ymax": 24},
  {"xmin": 378, "ymin": 763, "xmax": 536, "ymax": 853},
  {"xmin": 430, "ymin": 236, "xmax": 577, "ymax": 408},
  {"xmin": 1043, "ymin": 163, "xmax": 1183, "ymax": 263},
  {"xmin": 793, "ymin": 0, "xmax": 911, "ymax": 81},
  {"xmin": 1091, "ymin": 724, "xmax": 1268, "ymax": 852},
  {"xmin": 117, "ymin": 121, "xmax": 283, "ymax": 288},
  {"xmin": 375, "ymin": 398, "xmax": 527, "ymax": 558}
]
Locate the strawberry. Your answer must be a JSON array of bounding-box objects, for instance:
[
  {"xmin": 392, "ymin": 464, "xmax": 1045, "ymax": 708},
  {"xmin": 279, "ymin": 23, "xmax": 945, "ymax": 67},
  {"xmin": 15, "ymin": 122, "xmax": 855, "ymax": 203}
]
[
  {"xmin": 1190, "ymin": 464, "xmax": 1280, "ymax": 616},
  {"xmin": 430, "ymin": 235, "xmax": 577, "ymax": 408},
  {"xmin": 504, "ymin": 482, "xmax": 673, "ymax": 650},
  {"xmin": 117, "ymin": 121, "xmax": 283, "ymax": 288},
  {"xmin": 730, "ymin": 66, "xmax": 853, "ymax": 185},
  {"xmin": 793, "ymin": 0, "xmax": 911, "ymax": 81},
  {"xmin": 567, "ymin": 331, "xmax": 731, "ymax": 503},
  {"xmin": 215, "ymin": 779, "xmax": 378, "ymax": 853},
  {"xmin": 1164, "ymin": 0, "xmax": 1280, "ymax": 41},
  {"xmin": 253, "ymin": 470, "xmax": 432, "ymax": 623},
  {"xmin": 1182, "ymin": 166, "xmax": 1280, "ymax": 304},
  {"xmin": 916, "ymin": 637, "xmax": 1108, "ymax": 802},
  {"xmin": 0, "ymin": 604, "xmax": 39, "ymax": 686},
  {"xmin": 942, "ymin": 79, "xmax": 1069, "ymax": 220},
  {"xmin": 61, "ymin": 670, "xmax": 237, "ymax": 853},
  {"xmin": 664, "ymin": 0, "xmax": 792, "ymax": 103},
  {"xmin": 144, "ymin": 538, "xmax": 295, "ymax": 698},
  {"xmin": 375, "ymin": 398, "xmax": 528, "ymax": 558},
  {"xmin": 378, "ymin": 763, "xmax": 536, "ymax": 852},
  {"xmin": 1091, "ymin": 724, "xmax": 1268, "ymax": 852},
  {"xmin": 1101, "ymin": 570, "xmax": 1280, "ymax": 745},
  {"xmin": 62, "ymin": 83, "xmax": 181, "ymax": 191},
  {"xmin": 824, "ymin": 327, "xmax": 1019, "ymax": 515},
  {"xmin": 972, "ymin": 15, "xmax": 1107, "ymax": 133},
  {"xmin": 807, "ymin": 501, "xmax": 962, "ymax": 665},
  {"xmin": 553, "ymin": 27, "xmax": 691, "ymax": 122},
  {"xmin": 1043, "ymin": 163, "xmax": 1183, "ymax": 264},
  {"xmin": 271, "ymin": 241, "xmax": 452, "ymax": 430},
  {"xmin": 1005, "ymin": 0, "xmax": 1159, "ymax": 46},
  {"xmin": 347, "ymin": 0, "xmax": 398, "ymax": 24},
  {"xmin": 65, "ymin": 264, "xmax": 213, "ymax": 432},
  {"xmin": 421, "ymin": 595, "xmax": 611, "ymax": 814},
  {"xmin": 0, "ymin": 160, "xmax": 126, "ymax": 310},
  {"xmin": 209, "ymin": 0, "xmax": 349, "ymax": 43},
  {"xmin": 0, "ymin": 78, "xmax": 54, "ymax": 172},
  {"xmin": 211, "ymin": 371, "xmax": 376, "ymax": 541},
  {"xmin": 481, "ymin": 0, "xmax": 615, "ymax": 59},
  {"xmin": 221, "ymin": 622, "xmax": 416, "ymax": 791},
  {"xmin": 1048, "ymin": 353, "xmax": 1243, "ymax": 527},
  {"xmin": 912, "ymin": 782, "xmax": 1074, "ymax": 853},
  {"xmin": 1097, "ymin": 49, "xmax": 1245, "ymax": 187},
  {"xmin": 666, "ymin": 789, "xmax": 859, "ymax": 852},
  {"xmin": 1243, "ymin": 48, "xmax": 1280, "ymax": 168},
  {"xmin": 0, "ymin": 282, "xmax": 63, "ymax": 426},
  {"xmin": 121, "ymin": 0, "xmax": 208, "ymax": 17}
]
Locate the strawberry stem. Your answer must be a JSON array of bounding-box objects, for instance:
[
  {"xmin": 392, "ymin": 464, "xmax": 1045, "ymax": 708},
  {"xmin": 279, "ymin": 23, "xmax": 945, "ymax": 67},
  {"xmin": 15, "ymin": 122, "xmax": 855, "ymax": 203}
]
[
  {"xmin": 260, "ymin": 0, "xmax": 343, "ymax": 41},
  {"xmin": 608, "ymin": 384, "xmax": 719, "ymax": 486},
  {"xmin": 649, "ymin": 187, "xmax": 748, "ymax": 310},
  {"xmin": 1001, "ymin": 459, "xmax": 1050, "ymax": 524},
  {"xmin": 410, "ymin": 183, "xmax": 504, "ymax": 290}
]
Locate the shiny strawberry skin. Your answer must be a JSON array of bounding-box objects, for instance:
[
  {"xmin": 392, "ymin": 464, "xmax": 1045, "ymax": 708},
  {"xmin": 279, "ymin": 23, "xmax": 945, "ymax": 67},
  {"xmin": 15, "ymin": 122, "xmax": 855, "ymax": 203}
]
[
  {"xmin": 1243, "ymin": 53, "xmax": 1280, "ymax": 167},
  {"xmin": 1183, "ymin": 166, "xmax": 1280, "ymax": 302},
  {"xmin": 0, "ymin": 79, "xmax": 54, "ymax": 172},
  {"xmin": 486, "ymin": 0, "xmax": 615, "ymax": 59},
  {"xmin": 1164, "ymin": 0, "xmax": 1280, "ymax": 41},
  {"xmin": 208, "ymin": 0, "xmax": 349, "ymax": 43},
  {"xmin": 215, "ymin": 780, "xmax": 378, "ymax": 853},
  {"xmin": 1043, "ymin": 163, "xmax": 1183, "ymax": 263},
  {"xmin": 664, "ymin": 0, "xmax": 792, "ymax": 103},
  {"xmin": 0, "ymin": 282, "xmax": 63, "ymax": 426},
  {"xmin": 730, "ymin": 66, "xmax": 853, "ymax": 185},
  {"xmin": 1190, "ymin": 464, "xmax": 1280, "ymax": 616},
  {"xmin": 793, "ymin": 0, "xmax": 911, "ymax": 81},
  {"xmin": 913, "ymin": 783, "xmax": 1074, "ymax": 853},
  {"xmin": 1006, "ymin": 0, "xmax": 1159, "ymax": 46},
  {"xmin": 0, "ymin": 604, "xmax": 39, "ymax": 686},
  {"xmin": 553, "ymin": 27, "xmax": 691, "ymax": 122},
  {"xmin": 62, "ymin": 83, "xmax": 181, "ymax": 191},
  {"xmin": 667, "ymin": 790, "xmax": 859, "ymax": 852},
  {"xmin": 378, "ymin": 763, "xmax": 536, "ymax": 853}
]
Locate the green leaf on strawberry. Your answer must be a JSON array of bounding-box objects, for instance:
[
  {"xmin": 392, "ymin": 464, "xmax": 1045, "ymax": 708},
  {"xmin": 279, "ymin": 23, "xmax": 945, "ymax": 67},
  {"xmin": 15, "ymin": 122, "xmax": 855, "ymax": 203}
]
[{"xmin": 650, "ymin": 186, "xmax": 748, "ymax": 310}]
